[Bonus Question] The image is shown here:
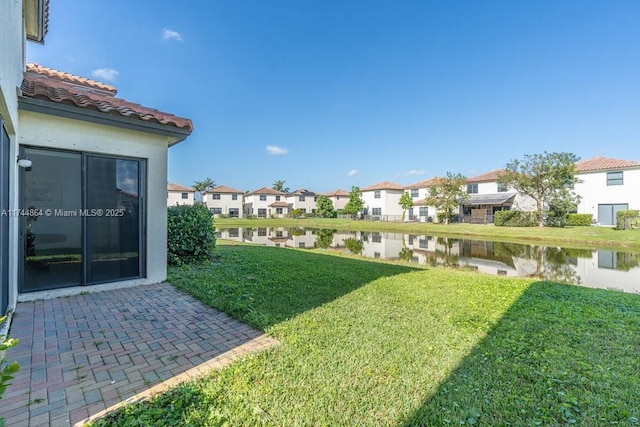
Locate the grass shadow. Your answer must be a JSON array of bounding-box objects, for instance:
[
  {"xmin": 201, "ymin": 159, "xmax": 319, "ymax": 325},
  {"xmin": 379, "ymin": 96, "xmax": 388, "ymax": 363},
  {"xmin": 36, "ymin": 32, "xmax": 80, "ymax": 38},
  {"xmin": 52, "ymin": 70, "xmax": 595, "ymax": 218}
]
[
  {"xmin": 168, "ymin": 243, "xmax": 420, "ymax": 332},
  {"xmin": 400, "ymin": 281, "xmax": 640, "ymax": 426}
]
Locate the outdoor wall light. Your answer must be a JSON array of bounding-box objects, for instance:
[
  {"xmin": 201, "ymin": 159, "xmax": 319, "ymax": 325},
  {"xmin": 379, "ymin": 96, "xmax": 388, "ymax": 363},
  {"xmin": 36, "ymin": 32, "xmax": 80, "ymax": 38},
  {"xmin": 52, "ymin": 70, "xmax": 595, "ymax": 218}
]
[{"xmin": 17, "ymin": 155, "xmax": 32, "ymax": 168}]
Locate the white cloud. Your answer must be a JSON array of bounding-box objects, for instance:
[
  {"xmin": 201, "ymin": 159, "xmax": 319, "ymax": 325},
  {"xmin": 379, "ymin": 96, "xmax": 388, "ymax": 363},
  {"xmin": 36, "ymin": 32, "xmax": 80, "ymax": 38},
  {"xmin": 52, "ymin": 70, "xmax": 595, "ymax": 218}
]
[
  {"xmin": 162, "ymin": 29, "xmax": 183, "ymax": 42},
  {"xmin": 91, "ymin": 68, "xmax": 119, "ymax": 81},
  {"xmin": 347, "ymin": 169, "xmax": 358, "ymax": 177},
  {"xmin": 266, "ymin": 145, "xmax": 288, "ymax": 155},
  {"xmin": 403, "ymin": 169, "xmax": 426, "ymax": 176}
]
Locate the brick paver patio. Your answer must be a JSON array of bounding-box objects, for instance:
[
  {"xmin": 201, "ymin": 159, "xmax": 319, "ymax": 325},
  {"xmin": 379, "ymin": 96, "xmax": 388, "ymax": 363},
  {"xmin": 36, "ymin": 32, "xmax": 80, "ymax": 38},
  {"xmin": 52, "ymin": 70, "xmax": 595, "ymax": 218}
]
[{"xmin": 0, "ymin": 283, "xmax": 279, "ymax": 426}]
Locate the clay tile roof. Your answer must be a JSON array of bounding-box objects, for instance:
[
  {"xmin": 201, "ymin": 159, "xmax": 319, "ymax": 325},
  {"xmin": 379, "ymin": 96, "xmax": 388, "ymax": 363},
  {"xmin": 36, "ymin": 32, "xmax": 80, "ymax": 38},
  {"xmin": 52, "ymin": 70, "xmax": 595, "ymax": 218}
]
[
  {"xmin": 405, "ymin": 177, "xmax": 437, "ymax": 189},
  {"xmin": 467, "ymin": 169, "xmax": 504, "ymax": 183},
  {"xmin": 361, "ymin": 181, "xmax": 404, "ymax": 192},
  {"xmin": 247, "ymin": 187, "xmax": 287, "ymax": 196},
  {"xmin": 288, "ymin": 189, "xmax": 316, "ymax": 196},
  {"xmin": 21, "ymin": 64, "xmax": 193, "ymax": 132},
  {"xmin": 208, "ymin": 185, "xmax": 244, "ymax": 194},
  {"xmin": 167, "ymin": 183, "xmax": 194, "ymax": 192},
  {"xmin": 269, "ymin": 201, "xmax": 290, "ymax": 208},
  {"xmin": 323, "ymin": 189, "xmax": 350, "ymax": 197},
  {"xmin": 413, "ymin": 199, "xmax": 427, "ymax": 206},
  {"xmin": 575, "ymin": 157, "xmax": 640, "ymax": 172}
]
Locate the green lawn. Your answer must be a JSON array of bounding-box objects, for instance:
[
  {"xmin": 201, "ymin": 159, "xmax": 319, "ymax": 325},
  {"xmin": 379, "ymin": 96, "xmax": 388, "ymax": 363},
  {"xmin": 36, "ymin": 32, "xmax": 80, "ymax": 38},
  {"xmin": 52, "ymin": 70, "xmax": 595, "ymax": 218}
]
[
  {"xmin": 93, "ymin": 244, "xmax": 640, "ymax": 426},
  {"xmin": 217, "ymin": 217, "xmax": 640, "ymax": 251}
]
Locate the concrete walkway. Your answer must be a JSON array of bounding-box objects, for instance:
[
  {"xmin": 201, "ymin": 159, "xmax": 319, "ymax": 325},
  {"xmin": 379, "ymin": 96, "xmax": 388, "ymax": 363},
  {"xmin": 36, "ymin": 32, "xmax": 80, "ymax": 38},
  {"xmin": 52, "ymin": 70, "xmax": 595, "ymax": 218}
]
[{"xmin": 0, "ymin": 283, "xmax": 278, "ymax": 426}]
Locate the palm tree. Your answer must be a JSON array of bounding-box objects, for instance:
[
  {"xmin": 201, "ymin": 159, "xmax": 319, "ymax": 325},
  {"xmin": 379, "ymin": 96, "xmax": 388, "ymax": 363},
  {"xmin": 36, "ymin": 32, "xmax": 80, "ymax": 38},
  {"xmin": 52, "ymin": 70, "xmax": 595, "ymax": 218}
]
[
  {"xmin": 272, "ymin": 180, "xmax": 290, "ymax": 193},
  {"xmin": 193, "ymin": 177, "xmax": 215, "ymax": 201}
]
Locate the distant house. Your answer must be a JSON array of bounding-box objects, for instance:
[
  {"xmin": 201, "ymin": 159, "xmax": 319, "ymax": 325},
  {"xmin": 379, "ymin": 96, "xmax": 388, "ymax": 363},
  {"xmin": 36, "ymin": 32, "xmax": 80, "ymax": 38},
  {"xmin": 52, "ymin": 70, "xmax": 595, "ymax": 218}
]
[
  {"xmin": 322, "ymin": 189, "xmax": 349, "ymax": 211},
  {"xmin": 167, "ymin": 183, "xmax": 195, "ymax": 206},
  {"xmin": 1, "ymin": 0, "xmax": 193, "ymax": 315},
  {"xmin": 574, "ymin": 157, "xmax": 640, "ymax": 226},
  {"xmin": 244, "ymin": 187, "xmax": 288, "ymax": 218},
  {"xmin": 461, "ymin": 170, "xmax": 535, "ymax": 223},
  {"xmin": 204, "ymin": 185, "xmax": 243, "ymax": 218},
  {"xmin": 405, "ymin": 178, "xmax": 437, "ymax": 222},
  {"xmin": 360, "ymin": 181, "xmax": 405, "ymax": 220},
  {"xmin": 286, "ymin": 189, "xmax": 317, "ymax": 214}
]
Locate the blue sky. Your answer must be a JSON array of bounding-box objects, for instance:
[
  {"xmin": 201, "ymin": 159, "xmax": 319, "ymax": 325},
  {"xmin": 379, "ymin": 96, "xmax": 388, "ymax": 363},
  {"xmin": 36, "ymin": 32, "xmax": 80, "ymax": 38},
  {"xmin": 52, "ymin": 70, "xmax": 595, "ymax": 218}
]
[{"xmin": 27, "ymin": 1, "xmax": 640, "ymax": 193}]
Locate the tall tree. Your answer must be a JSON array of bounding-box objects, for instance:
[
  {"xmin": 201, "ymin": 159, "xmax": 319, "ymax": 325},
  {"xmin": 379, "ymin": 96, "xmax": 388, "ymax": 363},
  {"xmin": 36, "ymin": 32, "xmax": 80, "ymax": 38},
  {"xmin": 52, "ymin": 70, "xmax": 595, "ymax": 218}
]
[
  {"xmin": 399, "ymin": 192, "xmax": 414, "ymax": 221},
  {"xmin": 272, "ymin": 180, "xmax": 290, "ymax": 193},
  {"xmin": 193, "ymin": 178, "xmax": 215, "ymax": 201},
  {"xmin": 425, "ymin": 172, "xmax": 468, "ymax": 224},
  {"xmin": 343, "ymin": 186, "xmax": 364, "ymax": 217},
  {"xmin": 315, "ymin": 195, "xmax": 336, "ymax": 218},
  {"xmin": 498, "ymin": 152, "xmax": 580, "ymax": 227}
]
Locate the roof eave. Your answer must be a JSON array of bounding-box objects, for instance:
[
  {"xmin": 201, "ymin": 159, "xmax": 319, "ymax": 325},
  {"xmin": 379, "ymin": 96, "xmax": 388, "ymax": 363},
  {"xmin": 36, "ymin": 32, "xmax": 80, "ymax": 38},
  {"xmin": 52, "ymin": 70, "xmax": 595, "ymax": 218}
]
[{"xmin": 18, "ymin": 96, "xmax": 192, "ymax": 146}]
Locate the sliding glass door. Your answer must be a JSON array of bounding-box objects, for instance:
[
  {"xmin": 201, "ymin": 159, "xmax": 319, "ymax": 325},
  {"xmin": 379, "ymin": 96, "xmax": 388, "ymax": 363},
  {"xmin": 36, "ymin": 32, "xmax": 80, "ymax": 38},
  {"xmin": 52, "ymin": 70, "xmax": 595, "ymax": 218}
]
[
  {"xmin": 20, "ymin": 147, "xmax": 145, "ymax": 292},
  {"xmin": 1, "ymin": 121, "xmax": 9, "ymax": 313}
]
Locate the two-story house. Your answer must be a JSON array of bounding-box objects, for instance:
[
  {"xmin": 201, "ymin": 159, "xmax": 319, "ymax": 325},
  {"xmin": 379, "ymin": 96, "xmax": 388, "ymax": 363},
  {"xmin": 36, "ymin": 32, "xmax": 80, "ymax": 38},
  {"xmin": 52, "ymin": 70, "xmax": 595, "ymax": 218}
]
[
  {"xmin": 167, "ymin": 183, "xmax": 195, "ymax": 206},
  {"xmin": 360, "ymin": 181, "xmax": 405, "ymax": 220},
  {"xmin": 1, "ymin": 0, "xmax": 192, "ymax": 316},
  {"xmin": 243, "ymin": 187, "xmax": 288, "ymax": 218},
  {"xmin": 322, "ymin": 189, "xmax": 349, "ymax": 211},
  {"xmin": 574, "ymin": 157, "xmax": 640, "ymax": 226},
  {"xmin": 286, "ymin": 189, "xmax": 317, "ymax": 214},
  {"xmin": 462, "ymin": 170, "xmax": 535, "ymax": 223},
  {"xmin": 204, "ymin": 185, "xmax": 244, "ymax": 218},
  {"xmin": 405, "ymin": 177, "xmax": 437, "ymax": 222}
]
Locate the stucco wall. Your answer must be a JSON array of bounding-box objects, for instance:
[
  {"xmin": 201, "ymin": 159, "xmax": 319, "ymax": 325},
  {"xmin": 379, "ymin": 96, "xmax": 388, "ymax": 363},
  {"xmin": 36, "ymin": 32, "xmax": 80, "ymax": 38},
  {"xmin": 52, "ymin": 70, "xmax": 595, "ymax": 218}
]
[
  {"xmin": 205, "ymin": 193, "xmax": 243, "ymax": 216},
  {"xmin": 167, "ymin": 191, "xmax": 194, "ymax": 207},
  {"xmin": 575, "ymin": 169, "xmax": 640, "ymax": 219},
  {"xmin": 0, "ymin": 0, "xmax": 24, "ymax": 134},
  {"xmin": 18, "ymin": 110, "xmax": 171, "ymax": 286}
]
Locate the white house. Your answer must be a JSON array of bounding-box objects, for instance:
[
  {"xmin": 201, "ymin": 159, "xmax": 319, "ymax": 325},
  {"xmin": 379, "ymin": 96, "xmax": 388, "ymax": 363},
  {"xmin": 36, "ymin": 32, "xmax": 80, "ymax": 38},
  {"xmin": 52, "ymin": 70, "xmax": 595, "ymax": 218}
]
[
  {"xmin": 574, "ymin": 157, "xmax": 640, "ymax": 226},
  {"xmin": 286, "ymin": 189, "xmax": 317, "ymax": 214},
  {"xmin": 405, "ymin": 177, "xmax": 437, "ymax": 222},
  {"xmin": 167, "ymin": 183, "xmax": 195, "ymax": 206},
  {"xmin": 360, "ymin": 181, "xmax": 405, "ymax": 220},
  {"xmin": 322, "ymin": 189, "xmax": 349, "ymax": 211},
  {"xmin": 204, "ymin": 185, "xmax": 244, "ymax": 218},
  {"xmin": 461, "ymin": 170, "xmax": 535, "ymax": 223},
  {"xmin": 243, "ymin": 187, "xmax": 288, "ymax": 218},
  {"xmin": 1, "ymin": 1, "xmax": 192, "ymax": 317}
]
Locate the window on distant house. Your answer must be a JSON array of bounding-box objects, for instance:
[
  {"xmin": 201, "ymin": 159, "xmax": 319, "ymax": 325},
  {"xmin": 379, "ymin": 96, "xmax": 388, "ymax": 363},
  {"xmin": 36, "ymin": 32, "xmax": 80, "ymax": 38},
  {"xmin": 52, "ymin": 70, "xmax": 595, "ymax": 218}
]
[
  {"xmin": 232, "ymin": 194, "xmax": 238, "ymax": 200},
  {"xmin": 497, "ymin": 183, "xmax": 508, "ymax": 192},
  {"xmin": 372, "ymin": 233, "xmax": 382, "ymax": 243},
  {"xmin": 276, "ymin": 208, "xmax": 283, "ymax": 214},
  {"xmin": 299, "ymin": 242, "xmax": 306, "ymax": 248},
  {"xmin": 607, "ymin": 171, "xmax": 623, "ymax": 186},
  {"xmin": 276, "ymin": 195, "xmax": 281, "ymax": 201},
  {"xmin": 181, "ymin": 192, "xmax": 188, "ymax": 199},
  {"xmin": 314, "ymin": 196, "xmax": 318, "ymax": 201},
  {"xmin": 374, "ymin": 252, "xmax": 381, "ymax": 259},
  {"xmin": 301, "ymin": 208, "xmax": 307, "ymax": 213},
  {"xmin": 374, "ymin": 190, "xmax": 381, "ymax": 199},
  {"xmin": 467, "ymin": 184, "xmax": 478, "ymax": 194},
  {"xmin": 260, "ymin": 195, "xmax": 267, "ymax": 201},
  {"xmin": 419, "ymin": 207, "xmax": 428, "ymax": 216},
  {"xmin": 211, "ymin": 208, "xmax": 222, "ymax": 215},
  {"xmin": 258, "ymin": 208, "xmax": 267, "ymax": 217},
  {"xmin": 299, "ymin": 196, "xmax": 305, "ymax": 202},
  {"xmin": 212, "ymin": 193, "xmax": 221, "ymax": 200},
  {"xmin": 411, "ymin": 189, "xmax": 419, "ymax": 198},
  {"xmin": 258, "ymin": 228, "xmax": 267, "ymax": 236},
  {"xmin": 372, "ymin": 208, "xmax": 382, "ymax": 216}
]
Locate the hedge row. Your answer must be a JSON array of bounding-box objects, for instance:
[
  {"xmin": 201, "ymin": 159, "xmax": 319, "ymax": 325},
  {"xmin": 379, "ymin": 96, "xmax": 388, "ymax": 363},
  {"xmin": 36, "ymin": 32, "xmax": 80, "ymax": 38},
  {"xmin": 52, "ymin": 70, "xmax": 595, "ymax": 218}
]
[
  {"xmin": 616, "ymin": 210, "xmax": 640, "ymax": 230},
  {"xmin": 565, "ymin": 214, "xmax": 593, "ymax": 226},
  {"xmin": 167, "ymin": 204, "xmax": 216, "ymax": 265},
  {"xmin": 494, "ymin": 211, "xmax": 537, "ymax": 227}
]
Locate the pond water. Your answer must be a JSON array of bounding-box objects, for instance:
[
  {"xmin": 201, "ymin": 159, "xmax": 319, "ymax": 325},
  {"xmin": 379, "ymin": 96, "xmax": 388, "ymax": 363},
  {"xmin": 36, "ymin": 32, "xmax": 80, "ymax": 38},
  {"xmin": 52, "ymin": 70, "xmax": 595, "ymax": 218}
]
[{"xmin": 217, "ymin": 227, "xmax": 640, "ymax": 294}]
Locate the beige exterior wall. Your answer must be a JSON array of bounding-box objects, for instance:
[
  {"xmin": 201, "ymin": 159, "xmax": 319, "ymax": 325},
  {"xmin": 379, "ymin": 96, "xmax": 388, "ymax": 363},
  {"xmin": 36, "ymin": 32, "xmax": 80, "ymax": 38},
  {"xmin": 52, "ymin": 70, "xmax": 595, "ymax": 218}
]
[
  {"xmin": 19, "ymin": 110, "xmax": 171, "ymax": 286},
  {"xmin": 327, "ymin": 195, "xmax": 348, "ymax": 211},
  {"xmin": 286, "ymin": 195, "xmax": 317, "ymax": 213},
  {"xmin": 167, "ymin": 190, "xmax": 194, "ymax": 206},
  {"xmin": 204, "ymin": 192, "xmax": 243, "ymax": 217}
]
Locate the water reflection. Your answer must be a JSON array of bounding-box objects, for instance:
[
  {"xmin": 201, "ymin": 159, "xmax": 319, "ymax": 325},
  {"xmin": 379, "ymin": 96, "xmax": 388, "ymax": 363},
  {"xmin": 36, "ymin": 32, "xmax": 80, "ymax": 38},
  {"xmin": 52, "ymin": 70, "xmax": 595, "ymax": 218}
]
[{"xmin": 217, "ymin": 227, "xmax": 640, "ymax": 294}]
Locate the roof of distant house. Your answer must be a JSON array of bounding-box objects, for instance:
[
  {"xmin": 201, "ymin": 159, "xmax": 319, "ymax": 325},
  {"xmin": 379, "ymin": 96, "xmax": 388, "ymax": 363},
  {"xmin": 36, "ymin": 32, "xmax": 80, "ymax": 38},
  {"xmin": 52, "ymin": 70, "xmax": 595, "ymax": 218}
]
[
  {"xmin": 467, "ymin": 170, "xmax": 504, "ymax": 183},
  {"xmin": 575, "ymin": 157, "xmax": 640, "ymax": 172},
  {"xmin": 167, "ymin": 183, "xmax": 194, "ymax": 192},
  {"xmin": 247, "ymin": 187, "xmax": 287, "ymax": 196},
  {"xmin": 208, "ymin": 185, "xmax": 244, "ymax": 194},
  {"xmin": 361, "ymin": 181, "xmax": 404, "ymax": 191},
  {"xmin": 405, "ymin": 177, "xmax": 437, "ymax": 189},
  {"xmin": 323, "ymin": 189, "xmax": 350, "ymax": 197},
  {"xmin": 288, "ymin": 188, "xmax": 316, "ymax": 196},
  {"xmin": 20, "ymin": 64, "xmax": 194, "ymax": 134},
  {"xmin": 269, "ymin": 201, "xmax": 290, "ymax": 208}
]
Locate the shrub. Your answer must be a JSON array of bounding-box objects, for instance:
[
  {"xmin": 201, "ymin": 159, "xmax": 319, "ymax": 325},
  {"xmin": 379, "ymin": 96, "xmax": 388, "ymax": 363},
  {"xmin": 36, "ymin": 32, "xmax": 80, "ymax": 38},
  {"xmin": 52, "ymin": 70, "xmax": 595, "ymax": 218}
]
[
  {"xmin": 167, "ymin": 204, "xmax": 216, "ymax": 265},
  {"xmin": 289, "ymin": 209, "xmax": 303, "ymax": 219},
  {"xmin": 494, "ymin": 210, "xmax": 537, "ymax": 227},
  {"xmin": 565, "ymin": 214, "xmax": 593, "ymax": 226},
  {"xmin": 616, "ymin": 210, "xmax": 640, "ymax": 230},
  {"xmin": 436, "ymin": 213, "xmax": 459, "ymax": 223},
  {"xmin": 1, "ymin": 315, "xmax": 20, "ymax": 415}
]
